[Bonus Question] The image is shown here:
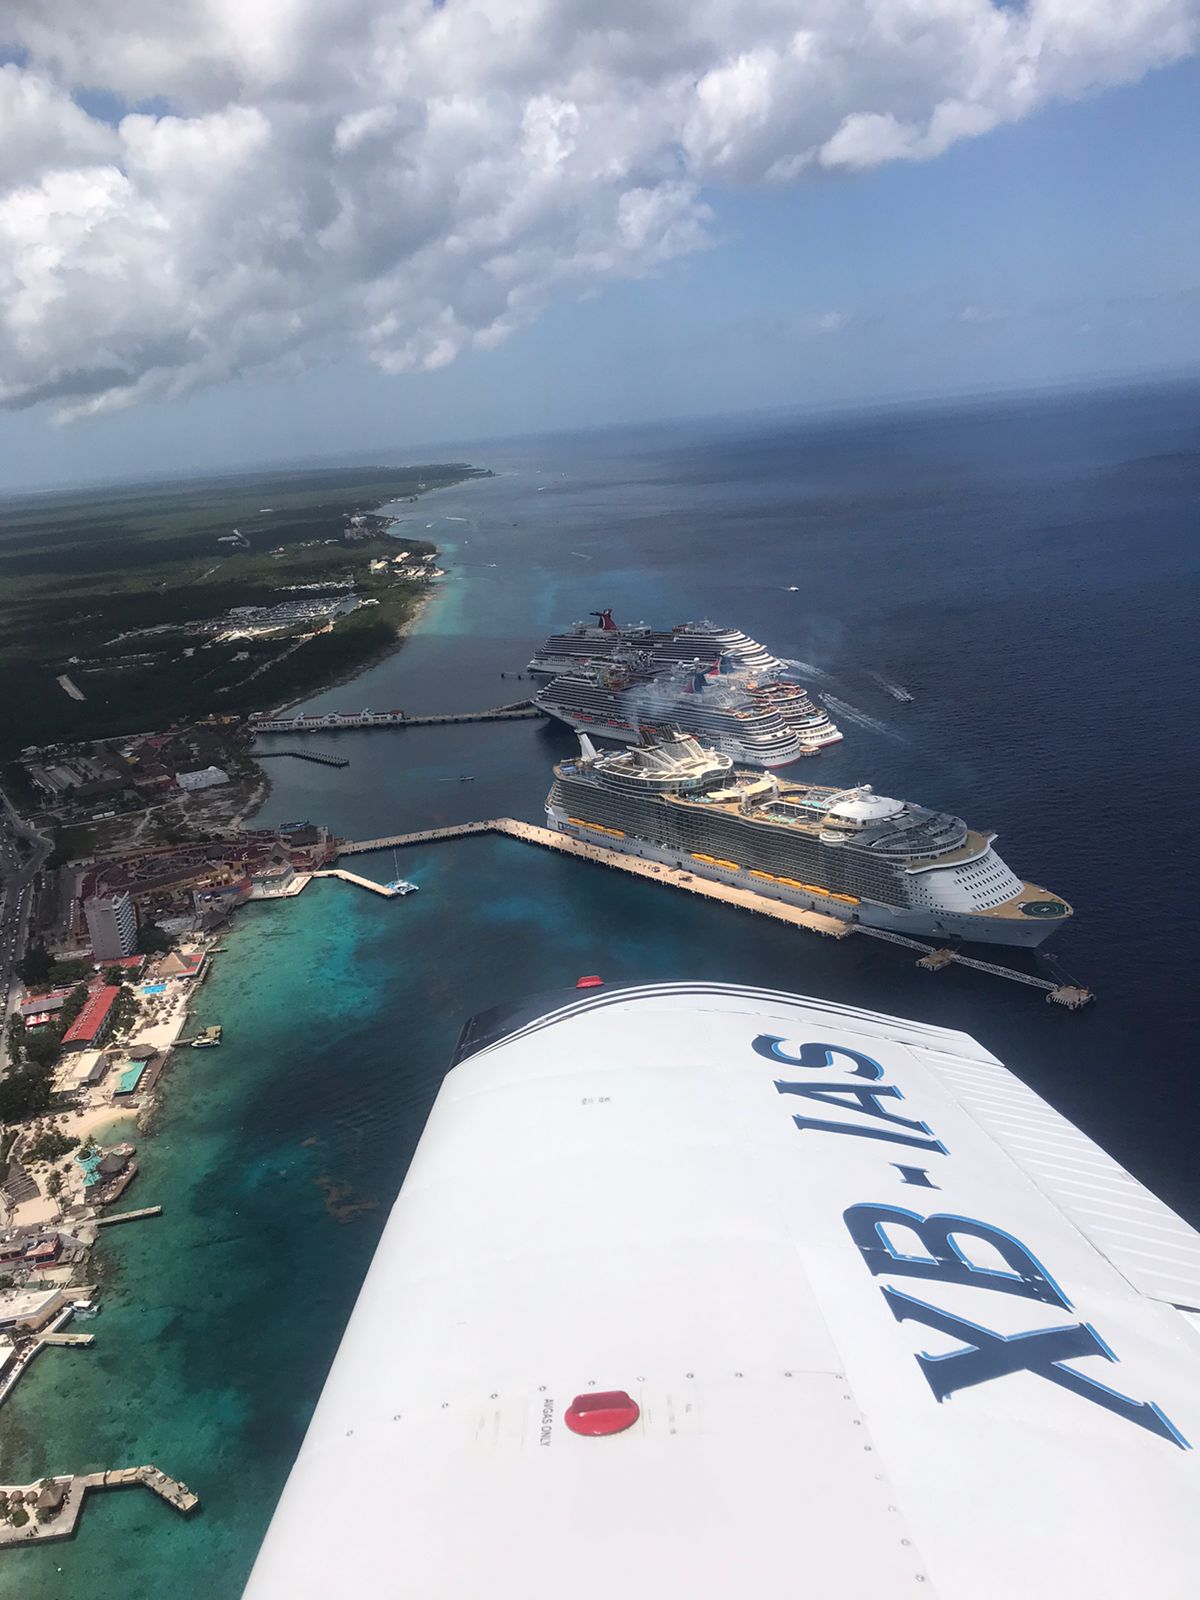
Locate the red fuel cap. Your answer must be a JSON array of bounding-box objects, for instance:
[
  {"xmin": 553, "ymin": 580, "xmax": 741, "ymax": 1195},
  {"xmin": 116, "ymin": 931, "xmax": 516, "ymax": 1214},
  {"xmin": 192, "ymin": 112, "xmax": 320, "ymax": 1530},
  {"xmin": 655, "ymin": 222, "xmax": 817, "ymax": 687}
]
[
  {"xmin": 576, "ymin": 975, "xmax": 603, "ymax": 989},
  {"xmin": 564, "ymin": 1390, "xmax": 640, "ymax": 1437}
]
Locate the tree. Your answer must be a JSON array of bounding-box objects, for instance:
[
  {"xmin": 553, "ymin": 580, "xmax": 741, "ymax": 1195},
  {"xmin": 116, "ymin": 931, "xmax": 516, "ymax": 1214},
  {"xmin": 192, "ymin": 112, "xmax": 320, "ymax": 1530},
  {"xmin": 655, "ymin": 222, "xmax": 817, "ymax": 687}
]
[
  {"xmin": 5, "ymin": 1015, "xmax": 24, "ymax": 1068},
  {"xmin": 102, "ymin": 965, "xmax": 126, "ymax": 988},
  {"xmin": 57, "ymin": 984, "xmax": 89, "ymax": 1030},
  {"xmin": 135, "ymin": 922, "xmax": 172, "ymax": 956},
  {"xmin": 0, "ymin": 1067, "xmax": 55, "ymax": 1124},
  {"xmin": 22, "ymin": 1032, "xmax": 60, "ymax": 1072},
  {"xmin": 10, "ymin": 1508, "xmax": 28, "ymax": 1529},
  {"xmin": 16, "ymin": 945, "xmax": 53, "ymax": 988}
]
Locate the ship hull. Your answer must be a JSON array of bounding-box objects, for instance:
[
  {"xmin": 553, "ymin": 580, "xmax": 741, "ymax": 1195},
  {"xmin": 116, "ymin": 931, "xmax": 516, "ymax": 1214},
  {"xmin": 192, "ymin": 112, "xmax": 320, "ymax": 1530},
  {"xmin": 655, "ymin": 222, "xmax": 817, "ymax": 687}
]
[{"xmin": 545, "ymin": 816, "xmax": 1066, "ymax": 949}]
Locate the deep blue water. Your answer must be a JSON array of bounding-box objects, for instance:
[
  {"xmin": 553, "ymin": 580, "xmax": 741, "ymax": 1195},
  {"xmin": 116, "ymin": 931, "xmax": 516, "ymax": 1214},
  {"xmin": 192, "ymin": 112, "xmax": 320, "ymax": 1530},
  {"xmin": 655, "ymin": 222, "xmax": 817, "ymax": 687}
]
[{"xmin": 2, "ymin": 380, "xmax": 1198, "ymax": 1596}]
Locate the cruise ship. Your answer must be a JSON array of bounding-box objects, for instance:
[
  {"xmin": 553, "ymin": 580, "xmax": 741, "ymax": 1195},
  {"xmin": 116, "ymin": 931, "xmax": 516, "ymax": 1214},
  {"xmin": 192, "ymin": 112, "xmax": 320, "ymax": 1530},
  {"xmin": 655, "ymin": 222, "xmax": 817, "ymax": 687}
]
[
  {"xmin": 535, "ymin": 656, "xmax": 842, "ymax": 768},
  {"xmin": 244, "ymin": 981, "xmax": 1200, "ymax": 1600},
  {"xmin": 527, "ymin": 609, "xmax": 783, "ymax": 679},
  {"xmin": 545, "ymin": 731, "xmax": 1071, "ymax": 946}
]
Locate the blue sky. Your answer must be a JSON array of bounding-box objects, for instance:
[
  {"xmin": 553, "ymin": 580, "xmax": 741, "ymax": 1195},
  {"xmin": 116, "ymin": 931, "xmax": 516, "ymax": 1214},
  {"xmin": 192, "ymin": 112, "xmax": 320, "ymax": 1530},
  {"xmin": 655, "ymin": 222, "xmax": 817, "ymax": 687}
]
[{"xmin": 1, "ymin": 45, "xmax": 1197, "ymax": 491}]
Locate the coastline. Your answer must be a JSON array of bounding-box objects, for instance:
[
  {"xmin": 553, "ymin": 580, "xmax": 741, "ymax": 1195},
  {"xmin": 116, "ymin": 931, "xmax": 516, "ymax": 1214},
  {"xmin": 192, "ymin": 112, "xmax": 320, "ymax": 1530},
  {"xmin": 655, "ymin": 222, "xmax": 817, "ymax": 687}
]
[{"xmin": 262, "ymin": 585, "xmax": 439, "ymax": 720}]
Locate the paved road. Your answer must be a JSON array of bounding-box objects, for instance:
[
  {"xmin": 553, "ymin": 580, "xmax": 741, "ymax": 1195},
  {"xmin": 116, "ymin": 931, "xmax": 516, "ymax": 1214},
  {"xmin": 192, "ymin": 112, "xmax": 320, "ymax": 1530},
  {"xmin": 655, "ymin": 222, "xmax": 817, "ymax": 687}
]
[{"xmin": 0, "ymin": 793, "xmax": 52, "ymax": 1072}]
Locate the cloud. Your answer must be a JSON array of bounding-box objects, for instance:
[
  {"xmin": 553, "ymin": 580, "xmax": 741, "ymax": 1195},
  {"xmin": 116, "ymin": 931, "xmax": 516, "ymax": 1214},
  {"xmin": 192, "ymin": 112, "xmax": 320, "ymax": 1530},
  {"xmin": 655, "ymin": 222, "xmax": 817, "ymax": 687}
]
[
  {"xmin": 796, "ymin": 311, "xmax": 851, "ymax": 335},
  {"xmin": 0, "ymin": 0, "xmax": 1196, "ymax": 418}
]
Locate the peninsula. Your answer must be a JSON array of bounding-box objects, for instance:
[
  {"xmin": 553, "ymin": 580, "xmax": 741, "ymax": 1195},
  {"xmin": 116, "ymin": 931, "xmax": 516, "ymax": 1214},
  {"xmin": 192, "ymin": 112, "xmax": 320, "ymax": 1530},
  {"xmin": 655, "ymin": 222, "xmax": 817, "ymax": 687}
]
[{"xmin": 0, "ymin": 463, "xmax": 488, "ymax": 762}]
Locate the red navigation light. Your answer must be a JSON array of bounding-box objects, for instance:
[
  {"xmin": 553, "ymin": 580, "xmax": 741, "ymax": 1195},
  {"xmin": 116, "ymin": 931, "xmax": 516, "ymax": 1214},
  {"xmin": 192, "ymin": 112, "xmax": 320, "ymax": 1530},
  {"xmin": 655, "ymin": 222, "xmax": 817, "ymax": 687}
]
[
  {"xmin": 576, "ymin": 975, "xmax": 603, "ymax": 989},
  {"xmin": 564, "ymin": 1390, "xmax": 640, "ymax": 1437}
]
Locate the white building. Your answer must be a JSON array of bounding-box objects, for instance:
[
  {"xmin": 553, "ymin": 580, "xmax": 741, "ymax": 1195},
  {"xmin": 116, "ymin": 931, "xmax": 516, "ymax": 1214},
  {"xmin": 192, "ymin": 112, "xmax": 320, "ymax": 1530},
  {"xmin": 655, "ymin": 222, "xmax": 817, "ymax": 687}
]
[
  {"xmin": 84, "ymin": 891, "xmax": 136, "ymax": 960},
  {"xmin": 176, "ymin": 766, "xmax": 230, "ymax": 792}
]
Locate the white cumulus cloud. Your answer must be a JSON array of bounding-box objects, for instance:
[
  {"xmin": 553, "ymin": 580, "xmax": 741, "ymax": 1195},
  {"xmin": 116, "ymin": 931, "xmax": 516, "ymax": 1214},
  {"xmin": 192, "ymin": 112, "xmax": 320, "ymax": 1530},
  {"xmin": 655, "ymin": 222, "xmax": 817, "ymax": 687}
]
[{"xmin": 0, "ymin": 0, "xmax": 1196, "ymax": 418}]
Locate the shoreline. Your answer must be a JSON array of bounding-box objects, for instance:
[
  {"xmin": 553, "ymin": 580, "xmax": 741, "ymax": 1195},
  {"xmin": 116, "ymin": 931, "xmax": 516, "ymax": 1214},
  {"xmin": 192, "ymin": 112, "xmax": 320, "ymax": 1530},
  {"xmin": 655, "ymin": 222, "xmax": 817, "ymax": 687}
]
[{"xmin": 262, "ymin": 586, "xmax": 439, "ymax": 721}]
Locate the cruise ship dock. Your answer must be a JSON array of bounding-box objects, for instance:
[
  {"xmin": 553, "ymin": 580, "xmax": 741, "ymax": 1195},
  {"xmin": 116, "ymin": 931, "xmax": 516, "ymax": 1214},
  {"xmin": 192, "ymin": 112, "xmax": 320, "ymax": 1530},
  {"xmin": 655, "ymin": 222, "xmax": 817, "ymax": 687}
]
[{"xmin": 337, "ymin": 822, "xmax": 1092, "ymax": 1006}]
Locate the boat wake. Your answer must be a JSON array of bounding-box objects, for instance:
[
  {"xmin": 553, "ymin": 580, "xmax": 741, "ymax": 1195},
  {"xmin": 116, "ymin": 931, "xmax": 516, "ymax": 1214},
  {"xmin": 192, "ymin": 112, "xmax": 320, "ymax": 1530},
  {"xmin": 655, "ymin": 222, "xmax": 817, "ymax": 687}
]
[
  {"xmin": 780, "ymin": 657, "xmax": 831, "ymax": 682},
  {"xmin": 867, "ymin": 671, "xmax": 915, "ymax": 703},
  {"xmin": 820, "ymin": 694, "xmax": 904, "ymax": 739}
]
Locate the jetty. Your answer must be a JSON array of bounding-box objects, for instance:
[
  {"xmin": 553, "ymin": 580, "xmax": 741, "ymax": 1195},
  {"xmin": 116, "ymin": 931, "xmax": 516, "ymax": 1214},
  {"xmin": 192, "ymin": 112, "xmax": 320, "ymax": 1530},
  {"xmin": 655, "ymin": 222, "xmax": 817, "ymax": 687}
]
[
  {"xmin": 249, "ymin": 700, "xmax": 545, "ymax": 736},
  {"xmin": 334, "ymin": 820, "xmax": 1093, "ymax": 1006},
  {"xmin": 0, "ymin": 1466, "xmax": 198, "ymax": 1547},
  {"xmin": 255, "ymin": 749, "xmax": 349, "ymax": 767},
  {"xmin": 310, "ymin": 867, "xmax": 401, "ymax": 898},
  {"xmin": 95, "ymin": 1204, "xmax": 162, "ymax": 1227}
]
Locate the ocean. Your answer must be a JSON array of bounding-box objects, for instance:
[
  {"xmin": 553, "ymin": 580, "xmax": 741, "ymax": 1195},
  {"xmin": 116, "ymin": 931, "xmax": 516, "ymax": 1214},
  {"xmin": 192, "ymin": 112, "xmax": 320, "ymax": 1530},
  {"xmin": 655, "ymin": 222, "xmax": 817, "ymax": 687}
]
[{"xmin": 3, "ymin": 379, "xmax": 1199, "ymax": 1596}]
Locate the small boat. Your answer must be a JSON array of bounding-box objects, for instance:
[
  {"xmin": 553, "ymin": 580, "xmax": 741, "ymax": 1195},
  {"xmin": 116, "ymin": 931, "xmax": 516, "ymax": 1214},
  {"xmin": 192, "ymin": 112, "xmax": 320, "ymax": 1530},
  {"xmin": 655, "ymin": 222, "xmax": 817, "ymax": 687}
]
[
  {"xmin": 191, "ymin": 1025, "xmax": 222, "ymax": 1049},
  {"xmin": 459, "ymin": 775, "xmax": 476, "ymax": 782},
  {"xmin": 385, "ymin": 849, "xmax": 419, "ymax": 896}
]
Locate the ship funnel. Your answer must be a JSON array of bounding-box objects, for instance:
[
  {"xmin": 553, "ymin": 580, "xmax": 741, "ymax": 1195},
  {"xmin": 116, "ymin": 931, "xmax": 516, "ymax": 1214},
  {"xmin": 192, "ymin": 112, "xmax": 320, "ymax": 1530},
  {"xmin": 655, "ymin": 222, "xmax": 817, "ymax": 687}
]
[{"xmin": 578, "ymin": 734, "xmax": 598, "ymax": 762}]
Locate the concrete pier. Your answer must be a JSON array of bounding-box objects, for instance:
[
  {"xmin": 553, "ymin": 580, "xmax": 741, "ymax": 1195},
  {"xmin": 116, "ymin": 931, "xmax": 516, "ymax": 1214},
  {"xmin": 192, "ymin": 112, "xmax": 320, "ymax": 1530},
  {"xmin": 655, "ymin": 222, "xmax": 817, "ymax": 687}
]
[
  {"xmin": 250, "ymin": 701, "xmax": 545, "ymax": 735},
  {"xmin": 95, "ymin": 1204, "xmax": 162, "ymax": 1227},
  {"xmin": 310, "ymin": 868, "xmax": 400, "ymax": 897},
  {"xmin": 333, "ymin": 819, "xmax": 1093, "ymax": 1005},
  {"xmin": 0, "ymin": 1465, "xmax": 198, "ymax": 1547}
]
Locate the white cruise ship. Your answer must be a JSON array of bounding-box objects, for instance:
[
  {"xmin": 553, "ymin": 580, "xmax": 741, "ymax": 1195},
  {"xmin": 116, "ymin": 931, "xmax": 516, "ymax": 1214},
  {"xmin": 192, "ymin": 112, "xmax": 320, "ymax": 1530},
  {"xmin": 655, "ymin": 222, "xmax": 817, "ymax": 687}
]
[
  {"xmin": 535, "ymin": 655, "xmax": 841, "ymax": 768},
  {"xmin": 244, "ymin": 981, "xmax": 1200, "ymax": 1600},
  {"xmin": 527, "ymin": 609, "xmax": 783, "ymax": 679},
  {"xmin": 546, "ymin": 730, "xmax": 1071, "ymax": 946}
]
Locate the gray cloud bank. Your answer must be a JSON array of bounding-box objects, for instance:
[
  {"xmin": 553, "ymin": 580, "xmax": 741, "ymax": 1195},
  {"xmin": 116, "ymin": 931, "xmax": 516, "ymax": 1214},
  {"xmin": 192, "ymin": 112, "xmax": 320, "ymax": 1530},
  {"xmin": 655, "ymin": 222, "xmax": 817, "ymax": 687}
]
[{"xmin": 2, "ymin": 0, "xmax": 1196, "ymax": 420}]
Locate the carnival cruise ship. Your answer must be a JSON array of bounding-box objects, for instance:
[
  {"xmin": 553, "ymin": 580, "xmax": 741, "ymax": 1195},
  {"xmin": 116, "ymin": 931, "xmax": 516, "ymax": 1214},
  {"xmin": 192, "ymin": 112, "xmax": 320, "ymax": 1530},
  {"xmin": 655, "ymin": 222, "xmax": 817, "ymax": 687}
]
[
  {"xmin": 535, "ymin": 656, "xmax": 842, "ymax": 768},
  {"xmin": 244, "ymin": 981, "xmax": 1200, "ymax": 1600},
  {"xmin": 545, "ymin": 731, "xmax": 1071, "ymax": 946},
  {"xmin": 527, "ymin": 609, "xmax": 783, "ymax": 679}
]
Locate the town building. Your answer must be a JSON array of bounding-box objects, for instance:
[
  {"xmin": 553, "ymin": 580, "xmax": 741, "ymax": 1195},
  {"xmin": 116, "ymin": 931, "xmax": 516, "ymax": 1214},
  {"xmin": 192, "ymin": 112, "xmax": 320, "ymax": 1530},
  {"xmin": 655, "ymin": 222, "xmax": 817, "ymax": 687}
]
[
  {"xmin": 0, "ymin": 1285, "xmax": 68, "ymax": 1333},
  {"xmin": 60, "ymin": 984, "xmax": 120, "ymax": 1051},
  {"xmin": 84, "ymin": 891, "xmax": 137, "ymax": 960},
  {"xmin": 176, "ymin": 766, "xmax": 230, "ymax": 791}
]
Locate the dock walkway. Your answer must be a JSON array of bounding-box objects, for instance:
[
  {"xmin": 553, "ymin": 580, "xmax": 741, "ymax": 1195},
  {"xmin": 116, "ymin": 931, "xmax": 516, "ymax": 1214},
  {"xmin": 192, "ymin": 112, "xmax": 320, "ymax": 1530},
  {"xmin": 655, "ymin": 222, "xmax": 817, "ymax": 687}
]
[
  {"xmin": 95, "ymin": 1205, "xmax": 161, "ymax": 1227},
  {"xmin": 251, "ymin": 701, "xmax": 545, "ymax": 736},
  {"xmin": 310, "ymin": 868, "xmax": 399, "ymax": 898},
  {"xmin": 0, "ymin": 1465, "xmax": 198, "ymax": 1547},
  {"xmin": 334, "ymin": 819, "xmax": 1092, "ymax": 1005}
]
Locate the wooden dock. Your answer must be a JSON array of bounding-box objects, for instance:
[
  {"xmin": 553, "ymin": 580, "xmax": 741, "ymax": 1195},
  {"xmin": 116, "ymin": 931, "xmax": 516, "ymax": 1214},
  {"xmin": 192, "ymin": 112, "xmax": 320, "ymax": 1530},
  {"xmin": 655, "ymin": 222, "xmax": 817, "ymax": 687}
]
[
  {"xmin": 0, "ymin": 1465, "xmax": 198, "ymax": 1547},
  {"xmin": 41, "ymin": 1332, "xmax": 95, "ymax": 1348}
]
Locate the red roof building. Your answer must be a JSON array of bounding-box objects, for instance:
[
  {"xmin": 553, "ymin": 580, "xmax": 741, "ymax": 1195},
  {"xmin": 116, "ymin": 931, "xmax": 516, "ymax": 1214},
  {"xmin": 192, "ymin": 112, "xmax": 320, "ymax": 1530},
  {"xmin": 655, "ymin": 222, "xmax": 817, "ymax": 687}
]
[{"xmin": 61, "ymin": 985, "xmax": 120, "ymax": 1050}]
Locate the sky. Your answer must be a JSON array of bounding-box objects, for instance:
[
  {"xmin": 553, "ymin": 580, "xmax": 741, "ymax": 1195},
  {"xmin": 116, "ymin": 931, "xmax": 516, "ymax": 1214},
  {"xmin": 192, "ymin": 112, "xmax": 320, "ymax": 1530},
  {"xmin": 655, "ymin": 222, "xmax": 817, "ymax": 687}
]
[{"xmin": 1, "ymin": 1, "xmax": 1198, "ymax": 492}]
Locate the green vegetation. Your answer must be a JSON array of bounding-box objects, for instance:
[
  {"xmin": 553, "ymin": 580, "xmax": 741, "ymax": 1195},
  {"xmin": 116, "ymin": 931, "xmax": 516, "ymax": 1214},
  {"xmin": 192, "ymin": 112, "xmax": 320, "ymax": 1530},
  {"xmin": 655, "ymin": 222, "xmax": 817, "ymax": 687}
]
[
  {"xmin": 136, "ymin": 922, "xmax": 173, "ymax": 956},
  {"xmin": 23, "ymin": 1128, "xmax": 77, "ymax": 1163},
  {"xmin": 0, "ymin": 1066, "xmax": 55, "ymax": 1124},
  {"xmin": 16, "ymin": 945, "xmax": 53, "ymax": 987},
  {"xmin": 49, "ymin": 957, "xmax": 92, "ymax": 984},
  {"xmin": 0, "ymin": 463, "xmax": 484, "ymax": 757}
]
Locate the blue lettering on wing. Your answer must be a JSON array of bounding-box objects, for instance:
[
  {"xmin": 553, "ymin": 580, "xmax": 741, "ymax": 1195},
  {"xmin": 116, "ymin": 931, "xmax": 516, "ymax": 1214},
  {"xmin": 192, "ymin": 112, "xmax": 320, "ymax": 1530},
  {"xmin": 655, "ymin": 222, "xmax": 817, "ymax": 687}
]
[
  {"xmin": 776, "ymin": 1081, "xmax": 947, "ymax": 1155},
  {"xmin": 844, "ymin": 1204, "xmax": 1069, "ymax": 1307},
  {"xmin": 753, "ymin": 1037, "xmax": 884, "ymax": 1079},
  {"xmin": 880, "ymin": 1286, "xmax": 1189, "ymax": 1448},
  {"xmin": 842, "ymin": 1205, "xmax": 1189, "ymax": 1450}
]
